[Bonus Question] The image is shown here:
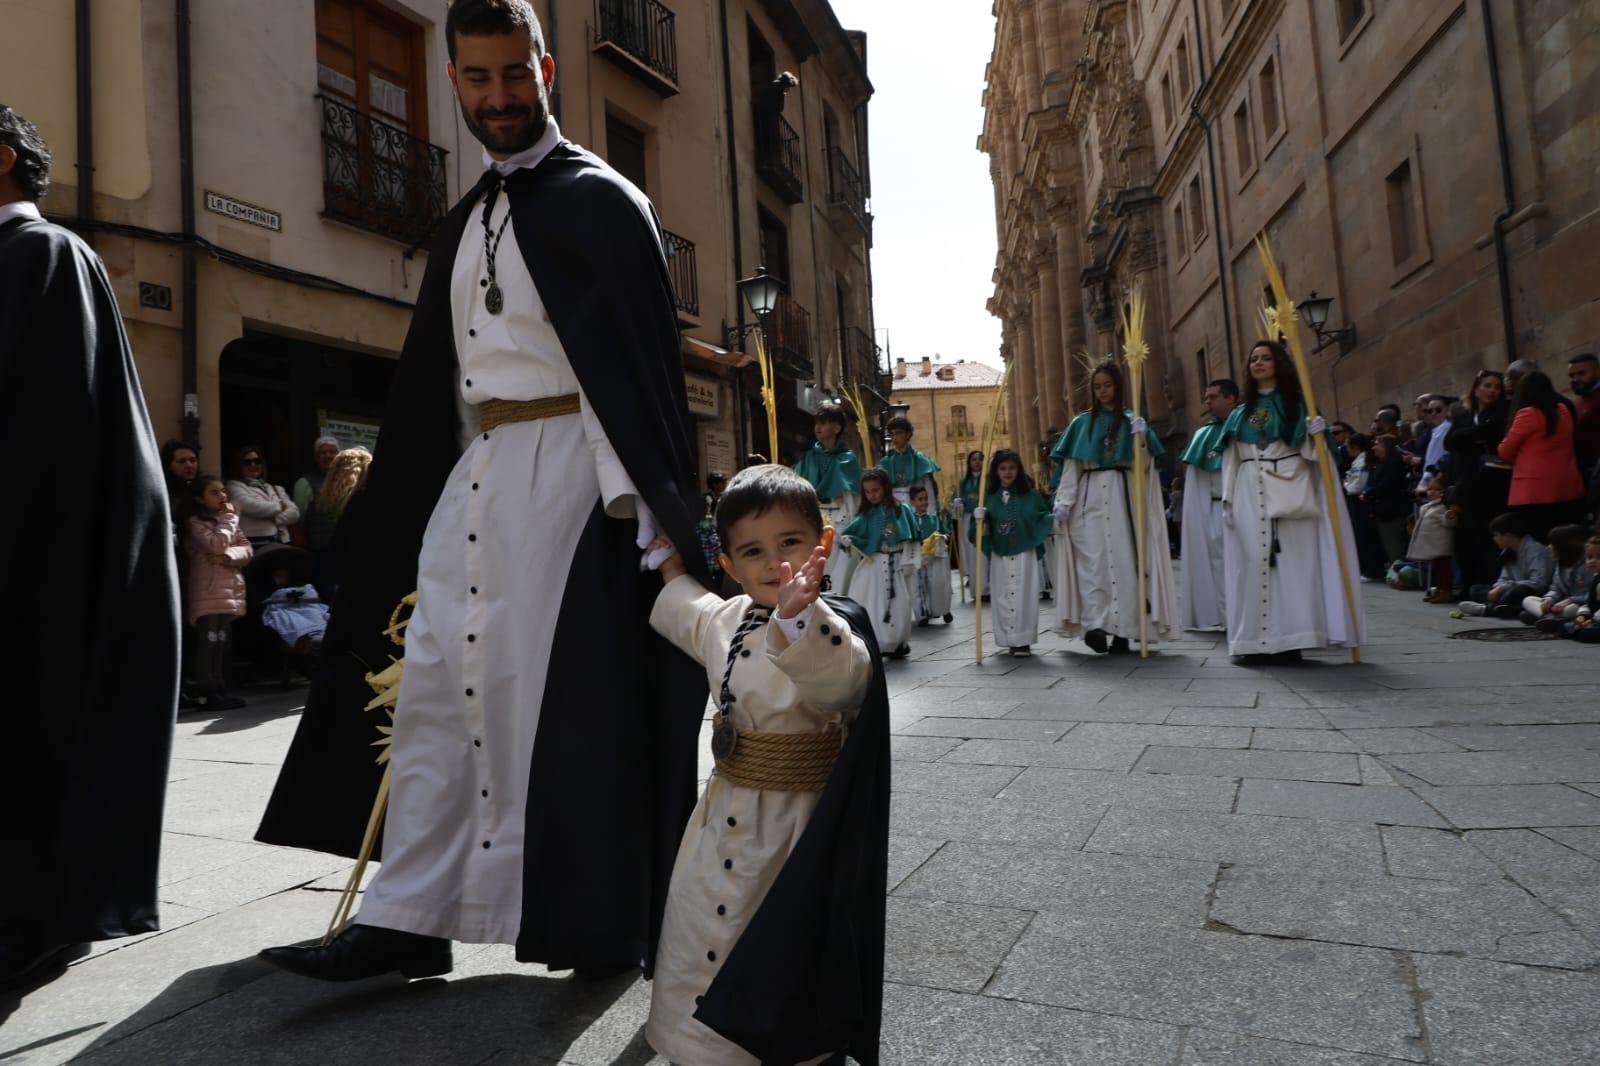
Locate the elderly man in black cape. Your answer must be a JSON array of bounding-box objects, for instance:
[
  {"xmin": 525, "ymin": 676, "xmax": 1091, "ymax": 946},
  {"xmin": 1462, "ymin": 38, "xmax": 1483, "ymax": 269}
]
[
  {"xmin": 0, "ymin": 105, "xmax": 180, "ymax": 986},
  {"xmin": 256, "ymin": 0, "xmax": 714, "ymax": 981}
]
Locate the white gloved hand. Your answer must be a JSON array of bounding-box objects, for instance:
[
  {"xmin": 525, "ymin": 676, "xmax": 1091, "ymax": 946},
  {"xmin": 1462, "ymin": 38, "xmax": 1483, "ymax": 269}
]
[
  {"xmin": 836, "ymin": 533, "xmax": 853, "ymax": 550},
  {"xmin": 1222, "ymin": 507, "xmax": 1235, "ymax": 529},
  {"xmin": 1130, "ymin": 415, "xmax": 1148, "ymax": 435},
  {"xmin": 950, "ymin": 499, "xmax": 964, "ymax": 515},
  {"xmin": 636, "ymin": 502, "xmax": 675, "ymax": 571},
  {"xmin": 1307, "ymin": 415, "xmax": 1328, "ymax": 435},
  {"xmin": 1053, "ymin": 503, "xmax": 1072, "ymax": 522},
  {"xmin": 973, "ymin": 507, "xmax": 987, "ymax": 520}
]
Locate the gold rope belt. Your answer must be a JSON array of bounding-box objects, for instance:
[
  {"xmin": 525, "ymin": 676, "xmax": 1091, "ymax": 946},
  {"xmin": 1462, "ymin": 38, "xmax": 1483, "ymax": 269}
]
[
  {"xmin": 479, "ymin": 394, "xmax": 581, "ymax": 431},
  {"xmin": 712, "ymin": 713, "xmax": 842, "ymax": 792}
]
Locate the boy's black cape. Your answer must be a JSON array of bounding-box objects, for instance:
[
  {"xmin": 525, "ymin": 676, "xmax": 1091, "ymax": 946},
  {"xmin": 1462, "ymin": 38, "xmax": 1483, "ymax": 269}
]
[
  {"xmin": 0, "ymin": 215, "xmax": 180, "ymax": 946},
  {"xmin": 695, "ymin": 594, "xmax": 891, "ymax": 1066},
  {"xmin": 255, "ymin": 142, "xmax": 711, "ymax": 972}
]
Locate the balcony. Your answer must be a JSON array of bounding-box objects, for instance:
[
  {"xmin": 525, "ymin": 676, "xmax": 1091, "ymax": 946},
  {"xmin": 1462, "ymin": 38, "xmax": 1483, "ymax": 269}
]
[
  {"xmin": 944, "ymin": 422, "xmax": 978, "ymax": 442},
  {"xmin": 317, "ymin": 94, "xmax": 448, "ymax": 248},
  {"xmin": 754, "ymin": 112, "xmax": 804, "ymax": 204},
  {"xmin": 662, "ymin": 228, "xmax": 698, "ymax": 319},
  {"xmin": 842, "ymin": 324, "xmax": 880, "ymax": 385},
  {"xmin": 593, "ymin": 0, "xmax": 679, "ymax": 96},
  {"xmin": 766, "ymin": 293, "xmax": 812, "ymax": 379},
  {"xmin": 825, "ymin": 147, "xmax": 871, "ymax": 239}
]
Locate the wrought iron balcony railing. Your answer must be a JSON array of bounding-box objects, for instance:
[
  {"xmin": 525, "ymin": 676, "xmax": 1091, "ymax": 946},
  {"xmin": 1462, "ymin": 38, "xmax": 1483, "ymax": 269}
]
[
  {"xmin": 754, "ymin": 111, "xmax": 804, "ymax": 204},
  {"xmin": 662, "ymin": 228, "xmax": 698, "ymax": 318},
  {"xmin": 317, "ymin": 94, "xmax": 448, "ymax": 248},
  {"xmin": 767, "ymin": 293, "xmax": 812, "ymax": 378},
  {"xmin": 826, "ymin": 147, "xmax": 869, "ymax": 236},
  {"xmin": 843, "ymin": 324, "xmax": 880, "ymax": 385},
  {"xmin": 594, "ymin": 0, "xmax": 679, "ymax": 95}
]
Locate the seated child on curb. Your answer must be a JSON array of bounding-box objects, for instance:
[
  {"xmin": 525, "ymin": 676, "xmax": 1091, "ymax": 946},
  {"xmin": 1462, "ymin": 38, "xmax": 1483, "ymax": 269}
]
[
  {"xmin": 642, "ymin": 464, "xmax": 889, "ymax": 1066},
  {"xmin": 1521, "ymin": 524, "xmax": 1592, "ymax": 625},
  {"xmin": 1458, "ymin": 513, "xmax": 1553, "ymax": 618},
  {"xmin": 1538, "ymin": 533, "xmax": 1600, "ymax": 642}
]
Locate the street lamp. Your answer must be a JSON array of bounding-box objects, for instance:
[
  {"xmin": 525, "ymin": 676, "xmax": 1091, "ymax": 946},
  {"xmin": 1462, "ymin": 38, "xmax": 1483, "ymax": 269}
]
[
  {"xmin": 727, "ymin": 266, "xmax": 784, "ymax": 462},
  {"xmin": 1299, "ymin": 291, "xmax": 1358, "ymax": 353}
]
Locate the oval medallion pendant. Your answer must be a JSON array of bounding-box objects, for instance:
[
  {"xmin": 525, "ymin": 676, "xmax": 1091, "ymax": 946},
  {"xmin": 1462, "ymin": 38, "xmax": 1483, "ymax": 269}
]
[
  {"xmin": 485, "ymin": 281, "xmax": 504, "ymax": 315},
  {"xmin": 711, "ymin": 717, "xmax": 738, "ymax": 760}
]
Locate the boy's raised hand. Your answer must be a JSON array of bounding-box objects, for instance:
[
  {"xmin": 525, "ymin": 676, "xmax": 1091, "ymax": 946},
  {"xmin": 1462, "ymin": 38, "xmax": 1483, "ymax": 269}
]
[
  {"xmin": 645, "ymin": 534, "xmax": 686, "ymax": 582},
  {"xmin": 776, "ymin": 543, "xmax": 829, "ymax": 619}
]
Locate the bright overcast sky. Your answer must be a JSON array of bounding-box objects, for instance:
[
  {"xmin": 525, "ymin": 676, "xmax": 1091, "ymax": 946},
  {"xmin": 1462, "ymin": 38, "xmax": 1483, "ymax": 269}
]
[{"xmin": 829, "ymin": 0, "xmax": 1004, "ymax": 369}]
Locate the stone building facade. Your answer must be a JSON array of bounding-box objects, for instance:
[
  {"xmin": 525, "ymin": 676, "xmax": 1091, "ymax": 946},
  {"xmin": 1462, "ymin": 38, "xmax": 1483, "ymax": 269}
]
[
  {"xmin": 2, "ymin": 0, "xmax": 879, "ymax": 484},
  {"xmin": 888, "ymin": 356, "xmax": 1013, "ymax": 489},
  {"xmin": 982, "ymin": 0, "xmax": 1600, "ymax": 449}
]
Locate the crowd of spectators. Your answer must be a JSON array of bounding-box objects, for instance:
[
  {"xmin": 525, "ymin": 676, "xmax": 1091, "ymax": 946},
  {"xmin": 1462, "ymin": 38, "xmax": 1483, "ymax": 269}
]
[{"xmin": 1327, "ymin": 352, "xmax": 1600, "ymax": 644}]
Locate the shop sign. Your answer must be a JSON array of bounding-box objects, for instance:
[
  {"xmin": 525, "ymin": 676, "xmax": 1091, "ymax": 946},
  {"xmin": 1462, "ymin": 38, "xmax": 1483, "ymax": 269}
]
[
  {"xmin": 685, "ymin": 372, "xmax": 720, "ymax": 418},
  {"xmin": 703, "ymin": 427, "xmax": 736, "ymax": 478}
]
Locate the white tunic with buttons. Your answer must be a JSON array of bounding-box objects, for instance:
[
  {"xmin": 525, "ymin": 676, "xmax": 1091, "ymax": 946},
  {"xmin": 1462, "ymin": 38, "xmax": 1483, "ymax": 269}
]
[
  {"xmin": 645, "ymin": 575, "xmax": 872, "ymax": 1066},
  {"xmin": 358, "ymin": 121, "xmax": 644, "ymax": 944}
]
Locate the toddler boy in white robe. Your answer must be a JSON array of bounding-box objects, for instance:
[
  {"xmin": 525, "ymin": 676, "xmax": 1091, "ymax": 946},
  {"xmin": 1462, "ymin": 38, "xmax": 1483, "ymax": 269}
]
[{"xmin": 642, "ymin": 465, "xmax": 875, "ymax": 1066}]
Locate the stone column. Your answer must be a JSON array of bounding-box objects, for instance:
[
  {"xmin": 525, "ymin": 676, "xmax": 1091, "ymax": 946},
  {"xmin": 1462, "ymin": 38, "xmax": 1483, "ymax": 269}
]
[
  {"xmin": 1038, "ymin": 0, "xmax": 1063, "ymax": 77},
  {"xmin": 1054, "ymin": 215, "xmax": 1086, "ymax": 423},
  {"xmin": 1035, "ymin": 241, "xmax": 1066, "ymax": 443},
  {"xmin": 1017, "ymin": 3, "xmax": 1041, "ymax": 107},
  {"xmin": 1011, "ymin": 300, "xmax": 1038, "ymax": 458}
]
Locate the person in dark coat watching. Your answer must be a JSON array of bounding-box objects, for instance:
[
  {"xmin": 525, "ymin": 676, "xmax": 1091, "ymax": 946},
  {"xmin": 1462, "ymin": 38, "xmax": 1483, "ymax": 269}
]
[
  {"xmin": 1444, "ymin": 370, "xmax": 1512, "ymax": 590},
  {"xmin": 0, "ymin": 104, "xmax": 180, "ymax": 987}
]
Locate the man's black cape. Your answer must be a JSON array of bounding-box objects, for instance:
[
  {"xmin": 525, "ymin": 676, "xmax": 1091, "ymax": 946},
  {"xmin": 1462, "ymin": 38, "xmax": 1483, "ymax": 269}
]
[
  {"xmin": 0, "ymin": 214, "xmax": 180, "ymax": 945},
  {"xmin": 696, "ymin": 595, "xmax": 891, "ymax": 1066},
  {"xmin": 255, "ymin": 143, "xmax": 712, "ymax": 971}
]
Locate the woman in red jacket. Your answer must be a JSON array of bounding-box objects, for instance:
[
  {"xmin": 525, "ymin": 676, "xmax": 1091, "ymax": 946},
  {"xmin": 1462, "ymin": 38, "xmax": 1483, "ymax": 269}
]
[{"xmin": 1498, "ymin": 371, "xmax": 1586, "ymax": 541}]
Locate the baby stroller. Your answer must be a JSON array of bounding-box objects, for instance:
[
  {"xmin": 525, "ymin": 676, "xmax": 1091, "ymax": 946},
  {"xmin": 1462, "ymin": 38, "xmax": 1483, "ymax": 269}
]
[{"xmin": 242, "ymin": 543, "xmax": 328, "ymax": 687}]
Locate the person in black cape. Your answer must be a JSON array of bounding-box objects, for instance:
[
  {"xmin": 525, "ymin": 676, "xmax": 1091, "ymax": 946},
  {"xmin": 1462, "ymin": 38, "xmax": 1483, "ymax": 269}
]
[
  {"xmin": 256, "ymin": 0, "xmax": 711, "ymax": 981},
  {"xmin": 0, "ymin": 104, "xmax": 180, "ymax": 986}
]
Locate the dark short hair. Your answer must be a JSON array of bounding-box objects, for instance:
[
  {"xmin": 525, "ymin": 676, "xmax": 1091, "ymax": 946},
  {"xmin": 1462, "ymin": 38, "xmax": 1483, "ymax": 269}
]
[
  {"xmin": 885, "ymin": 415, "xmax": 913, "ymax": 434},
  {"xmin": 446, "ymin": 0, "xmax": 544, "ymax": 63},
  {"xmin": 909, "ymin": 484, "xmax": 928, "ymax": 500},
  {"xmin": 715, "ymin": 464, "xmax": 824, "ymax": 548},
  {"xmin": 1570, "ymin": 352, "xmax": 1599, "ymax": 367},
  {"xmin": 814, "ymin": 402, "xmax": 847, "ymax": 428},
  {"xmin": 1330, "ymin": 421, "xmax": 1354, "ymax": 434},
  {"xmin": 161, "ymin": 438, "xmax": 200, "ymax": 464},
  {"xmin": 1489, "ymin": 512, "xmax": 1529, "ymax": 537},
  {"xmin": 1207, "ymin": 378, "xmax": 1240, "ymax": 399},
  {"xmin": 0, "ymin": 104, "xmax": 51, "ymax": 201},
  {"xmin": 1548, "ymin": 524, "xmax": 1592, "ymax": 567}
]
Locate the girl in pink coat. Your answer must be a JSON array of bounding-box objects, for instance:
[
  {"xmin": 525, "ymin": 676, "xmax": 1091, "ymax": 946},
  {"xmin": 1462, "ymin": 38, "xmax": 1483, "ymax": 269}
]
[{"xmin": 183, "ymin": 475, "xmax": 253, "ymax": 710}]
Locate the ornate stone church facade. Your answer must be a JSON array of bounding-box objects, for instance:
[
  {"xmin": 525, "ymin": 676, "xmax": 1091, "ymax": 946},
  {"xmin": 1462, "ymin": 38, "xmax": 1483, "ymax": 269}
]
[{"xmin": 984, "ymin": 0, "xmax": 1600, "ymax": 450}]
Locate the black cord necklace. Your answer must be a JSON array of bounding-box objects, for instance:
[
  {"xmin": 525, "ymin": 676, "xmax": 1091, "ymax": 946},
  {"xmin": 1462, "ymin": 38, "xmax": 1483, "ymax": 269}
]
[{"xmin": 480, "ymin": 173, "xmax": 511, "ymax": 314}]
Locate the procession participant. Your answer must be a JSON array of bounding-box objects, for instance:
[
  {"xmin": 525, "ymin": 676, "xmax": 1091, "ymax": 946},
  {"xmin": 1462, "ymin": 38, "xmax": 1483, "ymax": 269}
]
[
  {"xmin": 1050, "ymin": 362, "xmax": 1178, "ymax": 654},
  {"xmin": 256, "ymin": 0, "xmax": 710, "ymax": 982},
  {"xmin": 908, "ymin": 484, "xmax": 954, "ymax": 625},
  {"xmin": 1180, "ymin": 378, "xmax": 1239, "ymax": 630},
  {"xmin": 839, "ymin": 468, "xmax": 918, "ymax": 658},
  {"xmin": 880, "ymin": 415, "xmax": 940, "ymax": 508},
  {"xmin": 1219, "ymin": 340, "xmax": 1365, "ymax": 664},
  {"xmin": 792, "ymin": 401, "xmax": 861, "ymax": 591},
  {"xmin": 0, "ymin": 104, "xmax": 180, "ymax": 985},
  {"xmin": 949, "ymin": 449, "xmax": 988, "ymax": 599},
  {"xmin": 971, "ymin": 449, "xmax": 1054, "ymax": 656},
  {"xmin": 643, "ymin": 464, "xmax": 888, "ymax": 1066}
]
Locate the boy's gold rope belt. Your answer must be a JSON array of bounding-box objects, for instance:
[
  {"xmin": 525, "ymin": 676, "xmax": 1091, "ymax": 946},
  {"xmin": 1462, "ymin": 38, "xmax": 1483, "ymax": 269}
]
[
  {"xmin": 478, "ymin": 394, "xmax": 581, "ymax": 431},
  {"xmin": 712, "ymin": 712, "xmax": 841, "ymax": 792}
]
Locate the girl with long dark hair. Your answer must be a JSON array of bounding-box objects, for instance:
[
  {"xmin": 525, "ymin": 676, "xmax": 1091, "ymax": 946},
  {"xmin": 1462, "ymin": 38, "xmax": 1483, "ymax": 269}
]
[
  {"xmin": 950, "ymin": 449, "xmax": 988, "ymax": 599},
  {"xmin": 1219, "ymin": 340, "xmax": 1364, "ymax": 663},
  {"xmin": 971, "ymin": 449, "xmax": 1054, "ymax": 655},
  {"xmin": 1443, "ymin": 369, "xmax": 1512, "ymax": 588},
  {"xmin": 839, "ymin": 467, "xmax": 919, "ymax": 656},
  {"xmin": 1049, "ymin": 361, "xmax": 1178, "ymax": 653}
]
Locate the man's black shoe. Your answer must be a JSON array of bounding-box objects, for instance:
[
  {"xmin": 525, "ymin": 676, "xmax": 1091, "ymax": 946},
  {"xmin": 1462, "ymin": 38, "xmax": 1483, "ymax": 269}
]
[
  {"xmin": 258, "ymin": 923, "xmax": 451, "ymax": 982},
  {"xmin": 1108, "ymin": 636, "xmax": 1131, "ymax": 654},
  {"xmin": 942, "ymin": 612, "xmax": 954, "ymax": 623},
  {"xmin": 1083, "ymin": 628, "xmax": 1109, "ymax": 654},
  {"xmin": 1536, "ymin": 616, "xmax": 1567, "ymax": 635},
  {"xmin": 1268, "ymin": 649, "xmax": 1303, "ymax": 664}
]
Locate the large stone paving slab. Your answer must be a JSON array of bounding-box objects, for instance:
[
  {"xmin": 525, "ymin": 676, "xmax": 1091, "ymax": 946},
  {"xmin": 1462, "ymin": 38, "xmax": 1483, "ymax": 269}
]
[
  {"xmin": 1134, "ymin": 746, "xmax": 1362, "ymax": 783},
  {"xmin": 1234, "ymin": 780, "xmax": 1449, "ymax": 827},
  {"xmin": 1248, "ymin": 727, "xmax": 1361, "ymax": 752},
  {"xmin": 892, "ymin": 761, "xmax": 1023, "ymax": 798},
  {"xmin": 1379, "ymin": 749, "xmax": 1600, "ymax": 786},
  {"xmin": 878, "ymin": 983, "xmax": 1181, "ymax": 1066},
  {"xmin": 1164, "ymin": 705, "xmax": 1332, "ymax": 729},
  {"xmin": 1065, "ymin": 722, "xmax": 1253, "ymax": 748},
  {"xmin": 1336, "ymin": 728, "xmax": 1466, "ymax": 754},
  {"xmin": 896, "ymin": 716, "xmax": 1071, "ymax": 741},
  {"xmin": 889, "ymin": 791, "xmax": 1104, "ymax": 850},
  {"xmin": 1179, "ymin": 1029, "xmax": 1419, "ymax": 1065},
  {"xmin": 1086, "ymin": 808, "xmax": 1387, "ymax": 875},
  {"xmin": 1410, "ymin": 784, "xmax": 1600, "ymax": 828},
  {"xmin": 883, "ymin": 897, "xmax": 1034, "ymax": 992},
  {"xmin": 1210, "ymin": 866, "xmax": 1598, "ymax": 969},
  {"xmin": 892, "ymin": 841, "xmax": 1215, "ymax": 926},
  {"xmin": 1378, "ymin": 826, "xmax": 1506, "ymax": 883},
  {"xmin": 1414, "ymin": 954, "xmax": 1600, "ymax": 1066},
  {"xmin": 987, "ymin": 914, "xmax": 1426, "ymax": 1061},
  {"xmin": 998, "ymin": 766, "xmax": 1238, "ymax": 812},
  {"xmin": 1416, "ymin": 723, "xmax": 1600, "ymax": 750},
  {"xmin": 939, "ymin": 738, "xmax": 1145, "ymax": 772}
]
